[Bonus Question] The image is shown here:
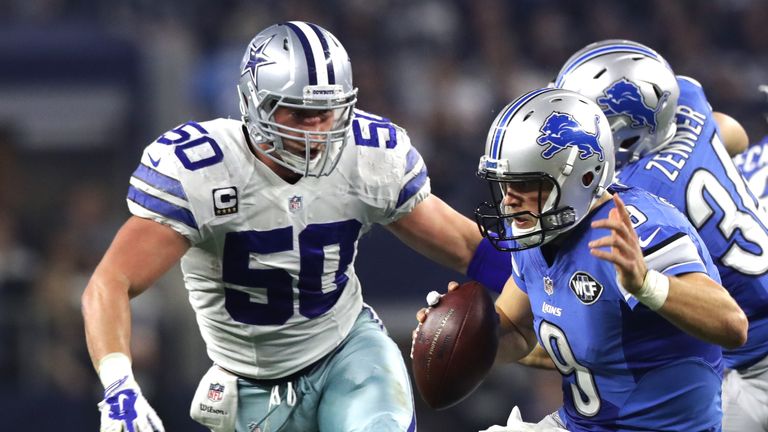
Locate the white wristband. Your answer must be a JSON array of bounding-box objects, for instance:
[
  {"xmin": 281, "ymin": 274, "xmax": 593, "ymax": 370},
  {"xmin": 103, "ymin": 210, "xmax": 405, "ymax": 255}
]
[
  {"xmin": 636, "ymin": 270, "xmax": 670, "ymax": 311},
  {"xmin": 98, "ymin": 352, "xmax": 134, "ymax": 388}
]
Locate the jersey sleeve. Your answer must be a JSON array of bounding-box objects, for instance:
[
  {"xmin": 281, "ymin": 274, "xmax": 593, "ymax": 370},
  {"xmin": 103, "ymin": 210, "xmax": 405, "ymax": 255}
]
[
  {"xmin": 622, "ymin": 211, "xmax": 713, "ymax": 309},
  {"xmin": 351, "ymin": 111, "xmax": 431, "ymax": 224},
  {"xmin": 385, "ymin": 126, "xmax": 430, "ymax": 221},
  {"xmin": 126, "ymin": 137, "xmax": 203, "ymax": 244},
  {"xmin": 510, "ymin": 252, "xmax": 528, "ymax": 294}
]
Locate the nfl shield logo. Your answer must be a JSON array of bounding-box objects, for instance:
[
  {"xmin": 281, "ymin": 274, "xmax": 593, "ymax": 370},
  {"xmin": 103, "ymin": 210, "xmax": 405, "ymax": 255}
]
[
  {"xmin": 208, "ymin": 383, "xmax": 225, "ymax": 402},
  {"xmin": 289, "ymin": 195, "xmax": 303, "ymax": 213},
  {"xmin": 543, "ymin": 276, "xmax": 554, "ymax": 295}
]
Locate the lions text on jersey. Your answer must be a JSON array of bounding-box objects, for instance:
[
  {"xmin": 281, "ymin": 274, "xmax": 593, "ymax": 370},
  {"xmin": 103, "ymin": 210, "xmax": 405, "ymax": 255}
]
[
  {"xmin": 618, "ymin": 76, "xmax": 768, "ymax": 371},
  {"xmin": 126, "ymin": 109, "xmax": 429, "ymax": 379},
  {"xmin": 512, "ymin": 185, "xmax": 723, "ymax": 431}
]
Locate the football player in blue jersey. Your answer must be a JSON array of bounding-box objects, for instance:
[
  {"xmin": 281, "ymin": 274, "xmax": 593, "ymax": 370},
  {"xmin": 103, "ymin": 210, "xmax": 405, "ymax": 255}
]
[
  {"xmin": 733, "ymin": 85, "xmax": 768, "ymax": 212},
  {"xmin": 81, "ymin": 21, "xmax": 510, "ymax": 432},
  {"xmin": 419, "ymin": 88, "xmax": 747, "ymax": 431},
  {"xmin": 555, "ymin": 40, "xmax": 768, "ymax": 432}
]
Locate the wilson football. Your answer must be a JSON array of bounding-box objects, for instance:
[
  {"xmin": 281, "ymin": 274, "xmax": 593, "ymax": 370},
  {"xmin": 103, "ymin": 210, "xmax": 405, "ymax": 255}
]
[{"xmin": 411, "ymin": 281, "xmax": 499, "ymax": 410}]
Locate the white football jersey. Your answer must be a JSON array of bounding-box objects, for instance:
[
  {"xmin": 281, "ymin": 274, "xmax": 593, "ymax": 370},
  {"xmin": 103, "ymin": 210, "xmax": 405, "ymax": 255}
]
[{"xmin": 127, "ymin": 109, "xmax": 430, "ymax": 378}]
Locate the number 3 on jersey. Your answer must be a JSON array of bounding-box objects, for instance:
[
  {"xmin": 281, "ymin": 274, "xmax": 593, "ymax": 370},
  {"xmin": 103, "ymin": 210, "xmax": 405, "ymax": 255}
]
[{"xmin": 222, "ymin": 220, "xmax": 362, "ymax": 325}]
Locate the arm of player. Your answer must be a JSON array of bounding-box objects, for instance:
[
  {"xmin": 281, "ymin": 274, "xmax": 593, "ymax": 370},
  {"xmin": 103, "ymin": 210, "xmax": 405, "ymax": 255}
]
[
  {"xmin": 713, "ymin": 111, "xmax": 749, "ymax": 157},
  {"xmin": 386, "ymin": 194, "xmax": 482, "ymax": 275},
  {"xmin": 589, "ymin": 194, "xmax": 748, "ymax": 349},
  {"xmin": 82, "ymin": 216, "xmax": 190, "ymax": 432},
  {"xmin": 495, "ymin": 276, "xmax": 538, "ymax": 364},
  {"xmin": 516, "ymin": 344, "xmax": 556, "ymax": 370},
  {"xmin": 387, "ymin": 194, "xmax": 512, "ymax": 292}
]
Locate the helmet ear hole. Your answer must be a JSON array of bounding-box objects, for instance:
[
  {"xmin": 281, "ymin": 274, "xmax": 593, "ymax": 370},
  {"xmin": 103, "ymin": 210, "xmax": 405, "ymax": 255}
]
[{"xmin": 582, "ymin": 171, "xmax": 595, "ymax": 187}]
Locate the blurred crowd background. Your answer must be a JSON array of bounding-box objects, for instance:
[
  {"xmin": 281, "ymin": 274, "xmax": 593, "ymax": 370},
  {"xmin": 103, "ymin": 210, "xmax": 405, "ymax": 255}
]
[{"xmin": 1, "ymin": 0, "xmax": 767, "ymax": 430}]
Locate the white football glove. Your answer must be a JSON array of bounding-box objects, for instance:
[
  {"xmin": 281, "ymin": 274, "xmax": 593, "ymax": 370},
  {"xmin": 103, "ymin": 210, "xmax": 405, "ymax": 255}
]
[
  {"xmin": 97, "ymin": 353, "xmax": 165, "ymax": 432},
  {"xmin": 479, "ymin": 406, "xmax": 569, "ymax": 432}
]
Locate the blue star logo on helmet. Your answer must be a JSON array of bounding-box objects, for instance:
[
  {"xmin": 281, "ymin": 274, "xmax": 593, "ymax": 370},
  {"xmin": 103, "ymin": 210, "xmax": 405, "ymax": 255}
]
[
  {"xmin": 597, "ymin": 78, "xmax": 670, "ymax": 134},
  {"xmin": 241, "ymin": 36, "xmax": 276, "ymax": 78},
  {"xmin": 536, "ymin": 112, "xmax": 604, "ymax": 161}
]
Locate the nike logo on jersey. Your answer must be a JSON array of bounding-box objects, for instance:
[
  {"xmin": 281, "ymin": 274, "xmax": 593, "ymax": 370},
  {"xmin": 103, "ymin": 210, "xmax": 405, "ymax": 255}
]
[
  {"xmin": 638, "ymin": 227, "xmax": 661, "ymax": 248},
  {"xmin": 148, "ymin": 154, "xmax": 161, "ymax": 167}
]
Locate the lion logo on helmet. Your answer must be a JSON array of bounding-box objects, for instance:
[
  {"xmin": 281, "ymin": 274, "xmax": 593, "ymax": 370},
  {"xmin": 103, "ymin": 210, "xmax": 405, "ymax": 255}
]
[
  {"xmin": 597, "ymin": 78, "xmax": 670, "ymax": 134},
  {"xmin": 537, "ymin": 112, "xmax": 604, "ymax": 161}
]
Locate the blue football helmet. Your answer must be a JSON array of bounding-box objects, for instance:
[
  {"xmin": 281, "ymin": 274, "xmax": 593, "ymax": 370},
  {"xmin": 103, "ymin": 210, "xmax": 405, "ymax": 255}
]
[
  {"xmin": 238, "ymin": 21, "xmax": 358, "ymax": 177},
  {"xmin": 475, "ymin": 88, "xmax": 615, "ymax": 251},
  {"xmin": 555, "ymin": 40, "xmax": 679, "ymax": 169}
]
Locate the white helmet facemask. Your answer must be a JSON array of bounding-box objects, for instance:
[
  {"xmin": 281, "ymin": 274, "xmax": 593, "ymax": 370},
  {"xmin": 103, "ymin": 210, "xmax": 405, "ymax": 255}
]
[{"xmin": 554, "ymin": 39, "xmax": 679, "ymax": 169}]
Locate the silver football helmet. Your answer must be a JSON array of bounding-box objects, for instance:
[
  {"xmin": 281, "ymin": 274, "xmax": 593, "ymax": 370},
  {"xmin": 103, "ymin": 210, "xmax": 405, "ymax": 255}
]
[
  {"xmin": 238, "ymin": 21, "xmax": 358, "ymax": 177},
  {"xmin": 555, "ymin": 39, "xmax": 679, "ymax": 168},
  {"xmin": 475, "ymin": 88, "xmax": 615, "ymax": 251}
]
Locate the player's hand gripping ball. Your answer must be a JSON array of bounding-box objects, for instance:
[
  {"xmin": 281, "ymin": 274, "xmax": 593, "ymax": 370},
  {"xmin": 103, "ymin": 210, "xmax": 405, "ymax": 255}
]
[{"xmin": 411, "ymin": 281, "xmax": 499, "ymax": 409}]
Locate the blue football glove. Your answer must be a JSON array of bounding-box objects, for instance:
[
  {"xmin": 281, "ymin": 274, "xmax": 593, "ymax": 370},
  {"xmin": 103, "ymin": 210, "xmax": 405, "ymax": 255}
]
[
  {"xmin": 99, "ymin": 376, "xmax": 164, "ymax": 432},
  {"xmin": 97, "ymin": 354, "xmax": 164, "ymax": 432}
]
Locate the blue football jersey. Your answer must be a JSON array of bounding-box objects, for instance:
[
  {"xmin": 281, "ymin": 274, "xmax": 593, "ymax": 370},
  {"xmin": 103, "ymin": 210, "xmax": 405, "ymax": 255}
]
[
  {"xmin": 618, "ymin": 76, "xmax": 768, "ymax": 370},
  {"xmin": 733, "ymin": 135, "xmax": 768, "ymax": 210},
  {"xmin": 511, "ymin": 185, "xmax": 723, "ymax": 431}
]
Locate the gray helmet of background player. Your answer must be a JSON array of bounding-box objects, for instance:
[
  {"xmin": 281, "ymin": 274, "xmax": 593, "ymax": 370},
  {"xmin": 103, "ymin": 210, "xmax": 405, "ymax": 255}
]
[
  {"xmin": 555, "ymin": 39, "xmax": 680, "ymax": 169},
  {"xmin": 237, "ymin": 21, "xmax": 358, "ymax": 177}
]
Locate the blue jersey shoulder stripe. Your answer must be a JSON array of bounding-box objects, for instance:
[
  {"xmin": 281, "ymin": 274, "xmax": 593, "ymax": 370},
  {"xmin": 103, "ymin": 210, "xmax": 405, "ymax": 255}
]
[
  {"xmin": 127, "ymin": 185, "xmax": 198, "ymax": 230},
  {"xmin": 131, "ymin": 164, "xmax": 188, "ymax": 201},
  {"xmin": 404, "ymin": 146, "xmax": 422, "ymax": 174},
  {"xmin": 396, "ymin": 166, "xmax": 427, "ymax": 208}
]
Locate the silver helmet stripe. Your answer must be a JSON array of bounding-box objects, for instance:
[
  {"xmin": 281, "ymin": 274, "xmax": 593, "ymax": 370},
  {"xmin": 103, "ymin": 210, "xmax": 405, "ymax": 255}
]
[
  {"xmin": 556, "ymin": 44, "xmax": 665, "ymax": 87},
  {"xmin": 306, "ymin": 22, "xmax": 336, "ymax": 84},
  {"xmin": 490, "ymin": 88, "xmax": 554, "ymax": 160},
  {"xmin": 284, "ymin": 21, "xmax": 332, "ymax": 85}
]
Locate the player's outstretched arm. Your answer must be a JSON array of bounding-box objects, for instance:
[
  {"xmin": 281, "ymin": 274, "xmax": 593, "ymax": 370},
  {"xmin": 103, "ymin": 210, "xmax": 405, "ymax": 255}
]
[
  {"xmin": 82, "ymin": 216, "xmax": 189, "ymax": 432},
  {"xmin": 713, "ymin": 111, "xmax": 749, "ymax": 157},
  {"xmin": 589, "ymin": 195, "xmax": 748, "ymax": 349},
  {"xmin": 387, "ymin": 194, "xmax": 511, "ymax": 292},
  {"xmin": 386, "ymin": 194, "xmax": 482, "ymax": 274}
]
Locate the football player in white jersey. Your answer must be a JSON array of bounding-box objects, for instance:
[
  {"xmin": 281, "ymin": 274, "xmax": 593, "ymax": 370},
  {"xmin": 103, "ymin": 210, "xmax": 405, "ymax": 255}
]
[{"xmin": 82, "ymin": 21, "xmax": 510, "ymax": 432}]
